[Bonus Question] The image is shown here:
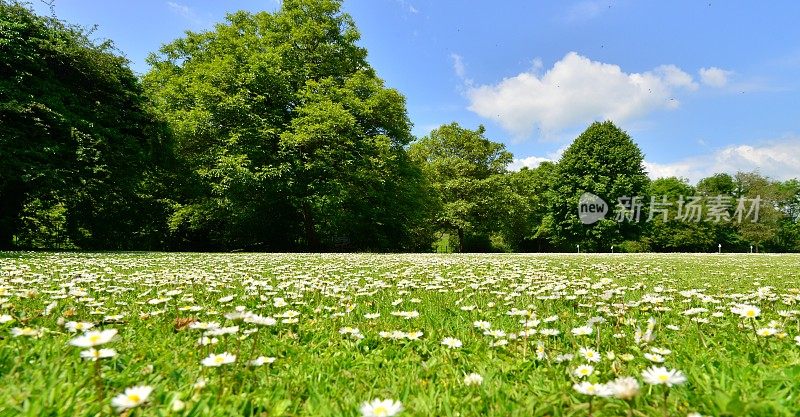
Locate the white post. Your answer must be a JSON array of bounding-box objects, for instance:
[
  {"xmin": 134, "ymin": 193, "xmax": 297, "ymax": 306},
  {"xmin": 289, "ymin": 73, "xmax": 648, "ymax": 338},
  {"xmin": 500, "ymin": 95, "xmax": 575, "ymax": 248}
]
[
  {"xmin": 577, "ymin": 244, "xmax": 580, "ymax": 254},
  {"xmin": 718, "ymin": 243, "xmax": 722, "ymax": 254},
  {"xmin": 611, "ymin": 245, "xmax": 614, "ymax": 253},
  {"xmin": 750, "ymin": 245, "xmax": 753, "ymax": 253}
]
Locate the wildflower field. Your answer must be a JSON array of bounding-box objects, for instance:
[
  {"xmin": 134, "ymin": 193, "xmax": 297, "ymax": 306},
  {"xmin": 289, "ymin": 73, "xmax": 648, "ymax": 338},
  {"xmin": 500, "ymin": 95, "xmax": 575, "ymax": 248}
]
[{"xmin": 2, "ymin": 252, "xmax": 800, "ymax": 417}]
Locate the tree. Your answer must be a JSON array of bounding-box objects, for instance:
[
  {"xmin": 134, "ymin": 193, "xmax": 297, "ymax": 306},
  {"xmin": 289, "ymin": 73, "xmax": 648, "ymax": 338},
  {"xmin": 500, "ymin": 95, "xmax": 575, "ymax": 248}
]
[
  {"xmin": 503, "ymin": 162, "xmax": 557, "ymax": 251},
  {"xmin": 144, "ymin": 0, "xmax": 427, "ymax": 250},
  {"xmin": 545, "ymin": 121, "xmax": 650, "ymax": 251},
  {"xmin": 408, "ymin": 123, "xmax": 514, "ymax": 252},
  {"xmin": 642, "ymin": 177, "xmax": 718, "ymax": 251},
  {"xmin": 733, "ymin": 171, "xmax": 786, "ymax": 252},
  {"xmin": 696, "ymin": 173, "xmax": 736, "ymax": 196},
  {"xmin": 0, "ymin": 1, "xmax": 173, "ymax": 249}
]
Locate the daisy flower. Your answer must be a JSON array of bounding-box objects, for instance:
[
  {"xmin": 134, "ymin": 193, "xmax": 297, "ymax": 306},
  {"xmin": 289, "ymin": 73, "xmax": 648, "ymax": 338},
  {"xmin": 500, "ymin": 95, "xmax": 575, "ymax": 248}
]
[
  {"xmin": 473, "ymin": 320, "xmax": 491, "ymax": 330},
  {"xmin": 360, "ymin": 398, "xmax": 403, "ymax": 417},
  {"xmin": 80, "ymin": 348, "xmax": 117, "ymax": 361},
  {"xmin": 111, "ymin": 385, "xmax": 152, "ymax": 412},
  {"xmin": 70, "ymin": 329, "xmax": 117, "ymax": 347},
  {"xmin": 573, "ymin": 381, "xmax": 612, "ymax": 397},
  {"xmin": 201, "ymin": 352, "xmax": 236, "ymax": 367},
  {"xmin": 11, "ymin": 327, "xmax": 43, "ymax": 338},
  {"xmin": 732, "ymin": 304, "xmax": 760, "ymax": 319},
  {"xmin": 756, "ymin": 327, "xmax": 777, "ymax": 337},
  {"xmin": 573, "ymin": 364, "xmax": 594, "ymax": 378},
  {"xmin": 571, "ymin": 326, "xmax": 593, "ymax": 336},
  {"xmin": 644, "ymin": 353, "xmax": 665, "ymax": 363},
  {"xmin": 249, "ymin": 356, "xmax": 276, "ymax": 367},
  {"xmin": 463, "ymin": 372, "xmax": 483, "ymax": 386},
  {"xmin": 65, "ymin": 321, "xmax": 95, "ymax": 333},
  {"xmin": 609, "ymin": 376, "xmax": 640, "ymax": 400},
  {"xmin": 579, "ymin": 347, "xmax": 600, "ymax": 363},
  {"xmin": 441, "ymin": 337, "xmax": 463, "ymax": 349},
  {"xmin": 642, "ymin": 366, "xmax": 687, "ymax": 387}
]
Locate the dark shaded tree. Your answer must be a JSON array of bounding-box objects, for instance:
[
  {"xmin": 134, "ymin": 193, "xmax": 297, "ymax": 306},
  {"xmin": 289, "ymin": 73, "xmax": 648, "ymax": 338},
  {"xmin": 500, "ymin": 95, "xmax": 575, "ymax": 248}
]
[{"xmin": 0, "ymin": 1, "xmax": 174, "ymax": 249}]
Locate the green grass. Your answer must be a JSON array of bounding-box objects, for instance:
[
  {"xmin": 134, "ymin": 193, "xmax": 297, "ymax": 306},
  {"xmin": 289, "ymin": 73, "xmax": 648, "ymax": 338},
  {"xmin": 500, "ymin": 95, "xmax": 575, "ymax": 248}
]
[{"xmin": 1, "ymin": 252, "xmax": 800, "ymax": 416}]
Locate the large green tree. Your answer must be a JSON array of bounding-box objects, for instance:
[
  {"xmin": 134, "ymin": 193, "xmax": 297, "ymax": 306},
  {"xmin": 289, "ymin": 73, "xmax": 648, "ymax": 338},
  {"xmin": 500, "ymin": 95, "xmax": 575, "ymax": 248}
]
[
  {"xmin": 544, "ymin": 121, "xmax": 650, "ymax": 251},
  {"xmin": 409, "ymin": 123, "xmax": 515, "ymax": 252},
  {"xmin": 0, "ymin": 1, "xmax": 173, "ymax": 249},
  {"xmin": 144, "ymin": 0, "xmax": 429, "ymax": 250}
]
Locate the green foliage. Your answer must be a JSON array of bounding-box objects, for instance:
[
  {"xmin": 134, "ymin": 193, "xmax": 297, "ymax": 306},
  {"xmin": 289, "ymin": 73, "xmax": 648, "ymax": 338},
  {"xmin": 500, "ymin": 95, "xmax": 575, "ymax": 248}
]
[
  {"xmin": 0, "ymin": 0, "xmax": 174, "ymax": 249},
  {"xmin": 545, "ymin": 121, "xmax": 650, "ymax": 251},
  {"xmin": 409, "ymin": 123, "xmax": 517, "ymax": 251},
  {"xmin": 144, "ymin": 0, "xmax": 430, "ymax": 251}
]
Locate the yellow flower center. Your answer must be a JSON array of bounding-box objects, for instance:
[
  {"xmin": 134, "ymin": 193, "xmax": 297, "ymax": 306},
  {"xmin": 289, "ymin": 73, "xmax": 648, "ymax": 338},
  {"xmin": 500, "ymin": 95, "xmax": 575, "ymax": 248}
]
[
  {"xmin": 128, "ymin": 394, "xmax": 141, "ymax": 403},
  {"xmin": 215, "ymin": 356, "xmax": 225, "ymax": 364},
  {"xmin": 658, "ymin": 374, "xmax": 669, "ymax": 382},
  {"xmin": 373, "ymin": 406, "xmax": 388, "ymax": 416},
  {"xmin": 89, "ymin": 335, "xmax": 101, "ymax": 343}
]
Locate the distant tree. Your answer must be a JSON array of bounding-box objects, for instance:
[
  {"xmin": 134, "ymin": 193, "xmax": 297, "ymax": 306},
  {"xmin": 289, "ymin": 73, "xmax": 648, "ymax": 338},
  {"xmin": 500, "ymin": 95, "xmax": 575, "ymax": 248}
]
[
  {"xmin": 545, "ymin": 121, "xmax": 650, "ymax": 251},
  {"xmin": 503, "ymin": 162, "xmax": 557, "ymax": 251},
  {"xmin": 696, "ymin": 173, "xmax": 736, "ymax": 196},
  {"xmin": 0, "ymin": 1, "xmax": 173, "ymax": 249},
  {"xmin": 642, "ymin": 177, "xmax": 717, "ymax": 251},
  {"xmin": 408, "ymin": 123, "xmax": 514, "ymax": 252},
  {"xmin": 733, "ymin": 171, "xmax": 787, "ymax": 252},
  {"xmin": 774, "ymin": 179, "xmax": 800, "ymax": 252}
]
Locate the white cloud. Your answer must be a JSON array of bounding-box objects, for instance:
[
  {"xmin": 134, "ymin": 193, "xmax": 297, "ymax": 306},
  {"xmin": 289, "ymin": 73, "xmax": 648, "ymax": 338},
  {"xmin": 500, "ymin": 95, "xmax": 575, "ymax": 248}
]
[
  {"xmin": 166, "ymin": 1, "xmax": 192, "ymax": 18},
  {"xmin": 645, "ymin": 136, "xmax": 800, "ymax": 183},
  {"xmin": 466, "ymin": 52, "xmax": 699, "ymax": 139},
  {"xmin": 166, "ymin": 1, "xmax": 203, "ymax": 25},
  {"xmin": 395, "ymin": 0, "xmax": 419, "ymax": 14},
  {"xmin": 450, "ymin": 53, "xmax": 466, "ymax": 80},
  {"xmin": 508, "ymin": 146, "xmax": 567, "ymax": 171},
  {"xmin": 699, "ymin": 67, "xmax": 733, "ymax": 87},
  {"xmin": 509, "ymin": 156, "xmax": 553, "ymax": 171}
]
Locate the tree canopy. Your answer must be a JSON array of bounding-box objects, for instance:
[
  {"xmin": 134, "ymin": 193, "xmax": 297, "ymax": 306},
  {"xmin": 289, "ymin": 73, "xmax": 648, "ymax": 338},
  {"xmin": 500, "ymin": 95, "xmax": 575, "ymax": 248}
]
[
  {"xmin": 143, "ymin": 0, "xmax": 429, "ymax": 251},
  {"xmin": 0, "ymin": 0, "xmax": 173, "ymax": 249}
]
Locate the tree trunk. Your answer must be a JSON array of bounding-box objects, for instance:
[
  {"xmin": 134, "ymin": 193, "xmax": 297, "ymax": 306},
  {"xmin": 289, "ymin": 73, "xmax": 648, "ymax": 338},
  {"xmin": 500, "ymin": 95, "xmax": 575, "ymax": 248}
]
[
  {"xmin": 0, "ymin": 182, "xmax": 27, "ymax": 250},
  {"xmin": 301, "ymin": 202, "xmax": 321, "ymax": 250},
  {"xmin": 457, "ymin": 228, "xmax": 464, "ymax": 253}
]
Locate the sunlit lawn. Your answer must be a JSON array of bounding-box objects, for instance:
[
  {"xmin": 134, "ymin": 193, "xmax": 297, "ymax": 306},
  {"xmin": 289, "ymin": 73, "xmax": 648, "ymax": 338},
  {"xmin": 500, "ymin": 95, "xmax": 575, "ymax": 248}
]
[{"xmin": 1, "ymin": 252, "xmax": 800, "ymax": 417}]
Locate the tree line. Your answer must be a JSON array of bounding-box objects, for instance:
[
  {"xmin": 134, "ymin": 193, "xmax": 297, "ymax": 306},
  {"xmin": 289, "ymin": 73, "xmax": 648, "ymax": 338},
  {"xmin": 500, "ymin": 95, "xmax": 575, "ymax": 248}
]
[{"xmin": 1, "ymin": 0, "xmax": 798, "ymax": 252}]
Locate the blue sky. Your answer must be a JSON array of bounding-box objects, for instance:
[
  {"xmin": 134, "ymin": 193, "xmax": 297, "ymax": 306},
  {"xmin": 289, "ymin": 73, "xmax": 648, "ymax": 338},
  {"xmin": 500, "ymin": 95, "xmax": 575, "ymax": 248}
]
[{"xmin": 32, "ymin": 0, "xmax": 800, "ymax": 183}]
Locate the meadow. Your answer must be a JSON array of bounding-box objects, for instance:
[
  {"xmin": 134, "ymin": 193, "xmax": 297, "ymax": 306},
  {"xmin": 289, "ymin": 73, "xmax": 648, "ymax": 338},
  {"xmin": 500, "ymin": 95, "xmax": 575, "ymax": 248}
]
[{"xmin": 1, "ymin": 252, "xmax": 800, "ymax": 417}]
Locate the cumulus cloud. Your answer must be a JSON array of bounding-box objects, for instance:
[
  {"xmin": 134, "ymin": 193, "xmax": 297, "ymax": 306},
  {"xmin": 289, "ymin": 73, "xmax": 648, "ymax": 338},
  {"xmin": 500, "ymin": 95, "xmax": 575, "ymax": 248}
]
[
  {"xmin": 466, "ymin": 52, "xmax": 699, "ymax": 138},
  {"xmin": 699, "ymin": 67, "xmax": 732, "ymax": 87},
  {"xmin": 509, "ymin": 156, "xmax": 554, "ymax": 171},
  {"xmin": 644, "ymin": 136, "xmax": 800, "ymax": 183}
]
